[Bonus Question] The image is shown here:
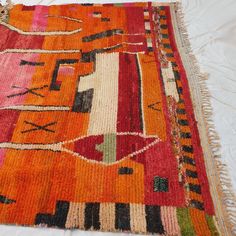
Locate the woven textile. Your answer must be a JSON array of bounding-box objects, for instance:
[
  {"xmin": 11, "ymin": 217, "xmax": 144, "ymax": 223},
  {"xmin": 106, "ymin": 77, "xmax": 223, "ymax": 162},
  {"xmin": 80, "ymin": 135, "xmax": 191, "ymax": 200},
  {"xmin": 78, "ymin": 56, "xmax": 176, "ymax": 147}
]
[{"xmin": 0, "ymin": 2, "xmax": 231, "ymax": 235}]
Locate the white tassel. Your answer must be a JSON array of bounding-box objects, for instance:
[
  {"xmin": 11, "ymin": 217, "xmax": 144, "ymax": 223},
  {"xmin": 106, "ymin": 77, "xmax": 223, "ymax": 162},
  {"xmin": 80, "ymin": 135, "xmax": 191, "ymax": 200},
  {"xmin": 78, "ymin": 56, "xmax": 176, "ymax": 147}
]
[{"xmin": 174, "ymin": 2, "xmax": 236, "ymax": 235}]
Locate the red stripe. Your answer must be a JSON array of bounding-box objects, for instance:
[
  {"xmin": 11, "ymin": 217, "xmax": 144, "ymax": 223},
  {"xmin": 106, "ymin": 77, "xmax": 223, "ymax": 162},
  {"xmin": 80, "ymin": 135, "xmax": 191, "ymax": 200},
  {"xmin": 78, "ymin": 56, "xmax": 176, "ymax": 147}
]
[
  {"xmin": 0, "ymin": 25, "xmax": 44, "ymax": 51},
  {"xmin": 116, "ymin": 134, "xmax": 156, "ymax": 161},
  {"xmin": 165, "ymin": 6, "xmax": 215, "ymax": 214},
  {"xmin": 117, "ymin": 53, "xmax": 142, "ymax": 133},
  {"xmin": 0, "ymin": 110, "xmax": 20, "ymax": 142},
  {"xmin": 125, "ymin": 7, "xmax": 147, "ymax": 52},
  {"xmin": 126, "ymin": 7, "xmax": 145, "ymax": 34}
]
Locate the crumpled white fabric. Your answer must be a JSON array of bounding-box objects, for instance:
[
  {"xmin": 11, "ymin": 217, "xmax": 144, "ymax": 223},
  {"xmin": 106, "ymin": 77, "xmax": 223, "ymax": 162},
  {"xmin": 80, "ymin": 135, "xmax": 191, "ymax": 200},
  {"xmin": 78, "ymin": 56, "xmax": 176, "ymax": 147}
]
[{"xmin": 0, "ymin": 0, "xmax": 235, "ymax": 235}]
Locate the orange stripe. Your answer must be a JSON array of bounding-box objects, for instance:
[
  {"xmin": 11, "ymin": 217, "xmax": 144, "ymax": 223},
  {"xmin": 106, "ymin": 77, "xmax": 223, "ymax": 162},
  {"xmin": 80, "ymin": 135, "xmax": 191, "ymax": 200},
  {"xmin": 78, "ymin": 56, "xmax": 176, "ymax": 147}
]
[
  {"xmin": 190, "ymin": 208, "xmax": 211, "ymax": 236},
  {"xmin": 138, "ymin": 53, "xmax": 167, "ymax": 140}
]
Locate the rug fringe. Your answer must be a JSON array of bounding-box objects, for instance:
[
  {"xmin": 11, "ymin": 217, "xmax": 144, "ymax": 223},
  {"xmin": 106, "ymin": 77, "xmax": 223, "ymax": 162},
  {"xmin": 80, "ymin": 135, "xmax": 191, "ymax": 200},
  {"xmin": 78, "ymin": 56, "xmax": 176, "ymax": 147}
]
[
  {"xmin": 174, "ymin": 2, "xmax": 236, "ymax": 235},
  {"xmin": 3, "ymin": 0, "xmax": 12, "ymax": 7},
  {"xmin": 0, "ymin": 0, "xmax": 12, "ymax": 22},
  {"xmin": 0, "ymin": 0, "xmax": 235, "ymax": 234}
]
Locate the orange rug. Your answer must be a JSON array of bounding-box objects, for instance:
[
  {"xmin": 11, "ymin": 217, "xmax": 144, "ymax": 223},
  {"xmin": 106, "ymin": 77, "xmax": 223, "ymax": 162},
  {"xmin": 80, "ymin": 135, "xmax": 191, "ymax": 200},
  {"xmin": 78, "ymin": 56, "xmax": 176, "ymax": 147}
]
[{"xmin": 0, "ymin": 2, "xmax": 234, "ymax": 235}]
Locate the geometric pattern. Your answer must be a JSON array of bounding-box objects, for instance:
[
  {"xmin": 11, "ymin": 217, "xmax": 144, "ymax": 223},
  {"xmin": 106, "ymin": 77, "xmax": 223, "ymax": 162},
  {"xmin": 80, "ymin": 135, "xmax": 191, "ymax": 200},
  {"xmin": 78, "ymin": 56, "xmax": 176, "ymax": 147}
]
[
  {"xmin": 153, "ymin": 176, "xmax": 169, "ymax": 192},
  {"xmin": 0, "ymin": 2, "xmax": 220, "ymax": 234}
]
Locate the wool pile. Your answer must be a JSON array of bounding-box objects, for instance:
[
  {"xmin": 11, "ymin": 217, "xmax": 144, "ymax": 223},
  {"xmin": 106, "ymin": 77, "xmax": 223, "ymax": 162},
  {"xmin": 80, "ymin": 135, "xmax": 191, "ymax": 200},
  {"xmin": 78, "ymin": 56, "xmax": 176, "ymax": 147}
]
[{"xmin": 0, "ymin": 2, "xmax": 232, "ymax": 235}]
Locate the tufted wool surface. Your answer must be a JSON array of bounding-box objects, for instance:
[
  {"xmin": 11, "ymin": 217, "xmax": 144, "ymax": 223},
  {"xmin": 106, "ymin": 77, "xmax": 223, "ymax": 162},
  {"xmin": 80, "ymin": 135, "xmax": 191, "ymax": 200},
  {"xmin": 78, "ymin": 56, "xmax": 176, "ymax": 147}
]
[{"xmin": 0, "ymin": 2, "xmax": 232, "ymax": 235}]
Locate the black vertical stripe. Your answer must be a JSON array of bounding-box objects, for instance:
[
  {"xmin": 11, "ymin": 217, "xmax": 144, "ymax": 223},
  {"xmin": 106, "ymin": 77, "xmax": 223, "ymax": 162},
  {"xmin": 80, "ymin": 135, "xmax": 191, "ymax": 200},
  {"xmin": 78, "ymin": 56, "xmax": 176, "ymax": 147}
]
[
  {"xmin": 35, "ymin": 201, "xmax": 69, "ymax": 228},
  {"xmin": 115, "ymin": 203, "xmax": 131, "ymax": 231},
  {"xmin": 172, "ymin": 68, "xmax": 180, "ymax": 80},
  {"xmin": 84, "ymin": 203, "xmax": 100, "ymax": 230},
  {"xmin": 84, "ymin": 203, "xmax": 92, "ymax": 229},
  {"xmin": 135, "ymin": 54, "xmax": 144, "ymax": 132},
  {"xmin": 72, "ymin": 88, "xmax": 94, "ymax": 113},
  {"xmin": 178, "ymin": 86, "xmax": 183, "ymax": 94},
  {"xmin": 92, "ymin": 203, "xmax": 100, "ymax": 230},
  {"xmin": 53, "ymin": 201, "xmax": 70, "ymax": 228},
  {"xmin": 145, "ymin": 205, "xmax": 164, "ymax": 234}
]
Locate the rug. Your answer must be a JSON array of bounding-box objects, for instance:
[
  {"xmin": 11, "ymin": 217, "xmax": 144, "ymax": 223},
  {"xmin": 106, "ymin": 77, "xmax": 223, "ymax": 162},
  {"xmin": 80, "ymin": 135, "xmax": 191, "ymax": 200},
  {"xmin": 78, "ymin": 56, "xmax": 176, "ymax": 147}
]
[{"xmin": 0, "ymin": 1, "xmax": 234, "ymax": 235}]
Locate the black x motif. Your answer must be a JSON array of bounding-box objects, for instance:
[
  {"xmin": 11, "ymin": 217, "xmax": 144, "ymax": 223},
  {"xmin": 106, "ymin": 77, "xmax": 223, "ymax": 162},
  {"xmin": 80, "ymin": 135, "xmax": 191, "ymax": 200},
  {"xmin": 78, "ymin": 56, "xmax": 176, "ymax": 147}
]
[
  {"xmin": 21, "ymin": 121, "xmax": 57, "ymax": 134},
  {"xmin": 7, "ymin": 85, "xmax": 48, "ymax": 98},
  {"xmin": 148, "ymin": 101, "xmax": 161, "ymax": 111}
]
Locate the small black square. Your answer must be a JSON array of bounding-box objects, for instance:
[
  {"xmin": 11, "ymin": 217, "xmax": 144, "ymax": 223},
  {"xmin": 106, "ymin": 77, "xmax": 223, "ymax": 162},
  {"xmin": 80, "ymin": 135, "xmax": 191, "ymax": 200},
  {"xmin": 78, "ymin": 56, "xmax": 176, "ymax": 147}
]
[{"xmin": 153, "ymin": 176, "xmax": 168, "ymax": 192}]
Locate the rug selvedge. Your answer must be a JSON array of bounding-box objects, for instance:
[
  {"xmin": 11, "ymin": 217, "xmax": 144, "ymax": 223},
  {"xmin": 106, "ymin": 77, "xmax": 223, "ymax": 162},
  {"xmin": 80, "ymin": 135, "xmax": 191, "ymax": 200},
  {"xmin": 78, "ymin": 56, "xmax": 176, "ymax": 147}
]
[{"xmin": 0, "ymin": 2, "xmax": 231, "ymax": 235}]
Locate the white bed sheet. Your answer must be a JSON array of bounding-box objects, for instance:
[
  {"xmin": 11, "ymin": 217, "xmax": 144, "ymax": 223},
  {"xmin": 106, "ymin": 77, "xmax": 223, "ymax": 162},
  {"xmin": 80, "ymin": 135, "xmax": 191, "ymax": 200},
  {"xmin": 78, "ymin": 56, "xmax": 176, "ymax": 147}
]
[{"xmin": 0, "ymin": 0, "xmax": 235, "ymax": 235}]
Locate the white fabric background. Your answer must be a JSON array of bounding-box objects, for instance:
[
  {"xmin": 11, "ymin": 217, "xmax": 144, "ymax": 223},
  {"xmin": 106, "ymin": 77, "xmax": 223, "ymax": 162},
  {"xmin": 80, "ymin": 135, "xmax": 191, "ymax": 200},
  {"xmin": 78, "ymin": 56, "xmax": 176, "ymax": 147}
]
[{"xmin": 0, "ymin": 0, "xmax": 235, "ymax": 235}]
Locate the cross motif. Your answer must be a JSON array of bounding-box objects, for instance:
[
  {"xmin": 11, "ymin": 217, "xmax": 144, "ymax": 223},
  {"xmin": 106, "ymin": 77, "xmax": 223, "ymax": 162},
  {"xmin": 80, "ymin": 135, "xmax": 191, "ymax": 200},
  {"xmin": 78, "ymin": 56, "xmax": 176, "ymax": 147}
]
[
  {"xmin": 21, "ymin": 121, "xmax": 57, "ymax": 134},
  {"xmin": 7, "ymin": 85, "xmax": 48, "ymax": 98}
]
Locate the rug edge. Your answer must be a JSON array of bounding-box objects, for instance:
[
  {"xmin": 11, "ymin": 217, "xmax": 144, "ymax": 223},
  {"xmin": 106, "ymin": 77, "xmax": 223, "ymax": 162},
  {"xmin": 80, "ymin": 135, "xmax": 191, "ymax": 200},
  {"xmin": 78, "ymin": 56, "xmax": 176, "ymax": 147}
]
[
  {"xmin": 1, "ymin": 0, "xmax": 236, "ymax": 234},
  {"xmin": 169, "ymin": 2, "xmax": 236, "ymax": 235}
]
